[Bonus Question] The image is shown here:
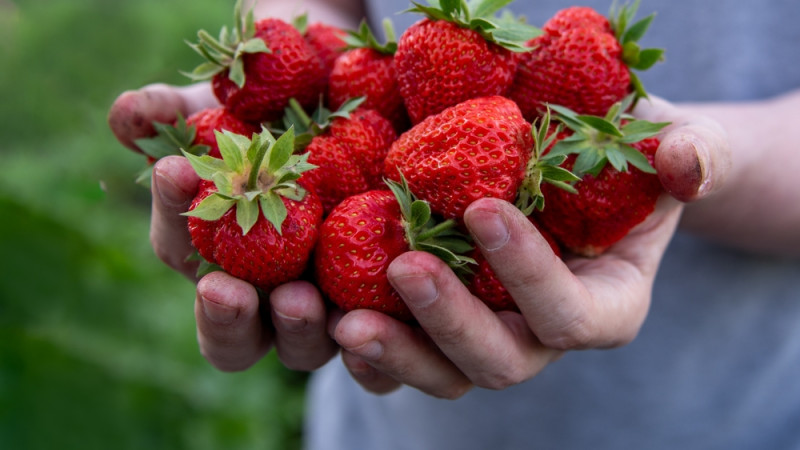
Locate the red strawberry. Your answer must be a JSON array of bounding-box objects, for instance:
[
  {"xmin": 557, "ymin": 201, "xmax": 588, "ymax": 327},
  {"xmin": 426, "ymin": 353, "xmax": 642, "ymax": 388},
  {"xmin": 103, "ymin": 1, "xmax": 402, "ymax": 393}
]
[
  {"xmin": 301, "ymin": 19, "xmax": 348, "ymax": 83},
  {"xmin": 186, "ymin": 107, "xmax": 260, "ymax": 158},
  {"xmin": 314, "ymin": 179, "xmax": 474, "ymax": 321},
  {"xmin": 185, "ymin": 1, "xmax": 325, "ymax": 123},
  {"xmin": 394, "ymin": 0, "xmax": 540, "ymax": 124},
  {"xmin": 532, "ymin": 98, "xmax": 670, "ymax": 256},
  {"xmin": 507, "ymin": 3, "xmax": 664, "ymax": 121},
  {"xmin": 384, "ymin": 96, "xmax": 533, "ymax": 221},
  {"xmin": 183, "ymin": 128, "xmax": 323, "ymax": 292},
  {"xmin": 281, "ymin": 99, "xmax": 397, "ymax": 214},
  {"xmin": 328, "ymin": 20, "xmax": 409, "ymax": 132}
]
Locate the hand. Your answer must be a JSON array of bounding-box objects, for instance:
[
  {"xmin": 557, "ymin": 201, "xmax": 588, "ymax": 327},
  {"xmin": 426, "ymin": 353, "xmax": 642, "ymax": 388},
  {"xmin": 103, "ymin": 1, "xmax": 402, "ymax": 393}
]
[
  {"xmin": 331, "ymin": 96, "xmax": 732, "ymax": 398},
  {"xmin": 108, "ymin": 83, "xmax": 339, "ymax": 372}
]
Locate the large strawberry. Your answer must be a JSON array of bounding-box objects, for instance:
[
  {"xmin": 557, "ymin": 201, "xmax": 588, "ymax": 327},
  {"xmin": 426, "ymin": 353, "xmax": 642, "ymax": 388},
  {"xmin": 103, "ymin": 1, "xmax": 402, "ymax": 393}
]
[
  {"xmin": 394, "ymin": 0, "xmax": 540, "ymax": 124},
  {"xmin": 182, "ymin": 127, "xmax": 323, "ymax": 292},
  {"xmin": 532, "ymin": 97, "xmax": 670, "ymax": 256},
  {"xmin": 384, "ymin": 96, "xmax": 533, "ymax": 221},
  {"xmin": 279, "ymin": 98, "xmax": 397, "ymax": 214},
  {"xmin": 297, "ymin": 16, "xmax": 348, "ymax": 84},
  {"xmin": 314, "ymin": 178, "xmax": 474, "ymax": 321},
  {"xmin": 184, "ymin": 0, "xmax": 325, "ymax": 123},
  {"xmin": 328, "ymin": 20, "xmax": 409, "ymax": 132},
  {"xmin": 507, "ymin": 2, "xmax": 664, "ymax": 121}
]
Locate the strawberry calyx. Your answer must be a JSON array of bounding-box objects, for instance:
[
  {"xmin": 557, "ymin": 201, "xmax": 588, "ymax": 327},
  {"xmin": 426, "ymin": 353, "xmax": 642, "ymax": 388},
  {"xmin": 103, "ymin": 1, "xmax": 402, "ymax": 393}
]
[
  {"xmin": 406, "ymin": 0, "xmax": 542, "ymax": 51},
  {"xmin": 609, "ymin": 0, "xmax": 665, "ymax": 100},
  {"xmin": 547, "ymin": 94, "xmax": 671, "ymax": 178},
  {"xmin": 133, "ymin": 113, "xmax": 210, "ymax": 185},
  {"xmin": 183, "ymin": 0, "xmax": 270, "ymax": 88},
  {"xmin": 343, "ymin": 18, "xmax": 398, "ymax": 55},
  {"xmin": 516, "ymin": 108, "xmax": 581, "ymax": 215},
  {"xmin": 385, "ymin": 176, "xmax": 476, "ymax": 278},
  {"xmin": 276, "ymin": 96, "xmax": 366, "ymax": 150},
  {"xmin": 181, "ymin": 127, "xmax": 316, "ymax": 235}
]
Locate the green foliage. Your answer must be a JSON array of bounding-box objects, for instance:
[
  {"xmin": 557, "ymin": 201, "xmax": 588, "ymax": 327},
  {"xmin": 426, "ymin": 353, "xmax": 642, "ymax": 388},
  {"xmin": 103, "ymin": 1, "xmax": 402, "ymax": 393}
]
[{"xmin": 0, "ymin": 1, "xmax": 308, "ymax": 449}]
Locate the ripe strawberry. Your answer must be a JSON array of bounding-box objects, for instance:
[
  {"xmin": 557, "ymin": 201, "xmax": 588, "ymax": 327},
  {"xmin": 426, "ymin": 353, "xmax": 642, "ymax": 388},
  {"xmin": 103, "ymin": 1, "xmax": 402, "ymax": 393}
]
[
  {"xmin": 507, "ymin": 2, "xmax": 664, "ymax": 121},
  {"xmin": 299, "ymin": 18, "xmax": 348, "ymax": 83},
  {"xmin": 314, "ymin": 178, "xmax": 474, "ymax": 321},
  {"xmin": 182, "ymin": 127, "xmax": 323, "ymax": 292},
  {"xmin": 394, "ymin": 0, "xmax": 540, "ymax": 124},
  {"xmin": 328, "ymin": 20, "xmax": 409, "ymax": 132},
  {"xmin": 185, "ymin": 0, "xmax": 325, "ymax": 123},
  {"xmin": 279, "ymin": 98, "xmax": 397, "ymax": 214},
  {"xmin": 532, "ymin": 97, "xmax": 670, "ymax": 256},
  {"xmin": 384, "ymin": 96, "xmax": 533, "ymax": 221}
]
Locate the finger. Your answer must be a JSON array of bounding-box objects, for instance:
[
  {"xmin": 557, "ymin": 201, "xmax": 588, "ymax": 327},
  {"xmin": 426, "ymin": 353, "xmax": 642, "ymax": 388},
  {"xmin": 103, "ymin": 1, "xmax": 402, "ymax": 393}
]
[
  {"xmin": 633, "ymin": 96, "xmax": 731, "ymax": 202},
  {"xmin": 195, "ymin": 271, "xmax": 272, "ymax": 372},
  {"xmin": 150, "ymin": 156, "xmax": 201, "ymax": 280},
  {"xmin": 464, "ymin": 198, "xmax": 677, "ymax": 350},
  {"xmin": 334, "ymin": 309, "xmax": 473, "ymax": 399},
  {"xmin": 386, "ymin": 252, "xmax": 560, "ymax": 392},
  {"xmin": 108, "ymin": 82, "xmax": 217, "ymax": 152},
  {"xmin": 270, "ymin": 281, "xmax": 339, "ymax": 371},
  {"xmin": 340, "ymin": 351, "xmax": 402, "ymax": 395}
]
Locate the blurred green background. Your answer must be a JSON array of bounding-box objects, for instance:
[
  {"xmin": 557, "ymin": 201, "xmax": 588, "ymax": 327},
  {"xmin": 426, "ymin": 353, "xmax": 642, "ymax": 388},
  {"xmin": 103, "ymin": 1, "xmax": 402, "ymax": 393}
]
[{"xmin": 0, "ymin": 1, "xmax": 308, "ymax": 449}]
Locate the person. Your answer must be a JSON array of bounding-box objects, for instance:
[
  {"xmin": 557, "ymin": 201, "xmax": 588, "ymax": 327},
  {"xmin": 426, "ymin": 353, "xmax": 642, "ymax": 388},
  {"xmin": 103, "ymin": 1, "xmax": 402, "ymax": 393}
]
[{"xmin": 107, "ymin": 0, "xmax": 800, "ymax": 448}]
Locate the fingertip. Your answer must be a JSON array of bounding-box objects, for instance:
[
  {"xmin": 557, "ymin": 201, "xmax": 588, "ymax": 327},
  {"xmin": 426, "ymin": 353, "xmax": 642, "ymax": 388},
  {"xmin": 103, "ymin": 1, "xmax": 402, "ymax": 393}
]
[
  {"xmin": 656, "ymin": 124, "xmax": 729, "ymax": 202},
  {"xmin": 151, "ymin": 156, "xmax": 200, "ymax": 210}
]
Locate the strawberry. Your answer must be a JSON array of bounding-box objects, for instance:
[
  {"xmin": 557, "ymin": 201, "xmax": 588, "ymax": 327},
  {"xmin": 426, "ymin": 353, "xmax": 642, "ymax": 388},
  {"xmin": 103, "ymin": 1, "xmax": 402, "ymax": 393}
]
[
  {"xmin": 298, "ymin": 17, "xmax": 348, "ymax": 84},
  {"xmin": 507, "ymin": 2, "xmax": 664, "ymax": 121},
  {"xmin": 384, "ymin": 96, "xmax": 533, "ymax": 221},
  {"xmin": 279, "ymin": 98, "xmax": 397, "ymax": 214},
  {"xmin": 184, "ymin": 0, "xmax": 325, "ymax": 123},
  {"xmin": 394, "ymin": 0, "xmax": 540, "ymax": 124},
  {"xmin": 328, "ymin": 20, "xmax": 409, "ymax": 132},
  {"xmin": 182, "ymin": 127, "xmax": 323, "ymax": 292},
  {"xmin": 532, "ymin": 97, "xmax": 670, "ymax": 256},
  {"xmin": 314, "ymin": 178, "xmax": 474, "ymax": 321}
]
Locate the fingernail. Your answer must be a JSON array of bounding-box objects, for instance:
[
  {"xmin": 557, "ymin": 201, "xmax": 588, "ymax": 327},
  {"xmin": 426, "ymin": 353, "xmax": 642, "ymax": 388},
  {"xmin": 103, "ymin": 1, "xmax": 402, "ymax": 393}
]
[
  {"xmin": 153, "ymin": 168, "xmax": 187, "ymax": 209},
  {"xmin": 467, "ymin": 209, "xmax": 510, "ymax": 251},
  {"xmin": 274, "ymin": 310, "xmax": 308, "ymax": 333},
  {"xmin": 391, "ymin": 274, "xmax": 439, "ymax": 308},
  {"xmin": 350, "ymin": 340, "xmax": 384, "ymax": 361},
  {"xmin": 201, "ymin": 297, "xmax": 238, "ymax": 325}
]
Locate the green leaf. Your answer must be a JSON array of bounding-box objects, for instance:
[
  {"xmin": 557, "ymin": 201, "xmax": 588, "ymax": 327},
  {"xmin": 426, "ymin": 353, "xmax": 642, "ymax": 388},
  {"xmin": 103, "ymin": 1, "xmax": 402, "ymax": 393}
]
[
  {"xmin": 215, "ymin": 131, "xmax": 245, "ymax": 173},
  {"xmin": 240, "ymin": 37, "xmax": 270, "ymax": 54},
  {"xmin": 632, "ymin": 47, "xmax": 665, "ymax": 70},
  {"xmin": 469, "ymin": 0, "xmax": 513, "ymax": 18},
  {"xmin": 622, "ymin": 13, "xmax": 655, "ymax": 44},
  {"xmin": 181, "ymin": 150, "xmax": 228, "ymax": 180},
  {"xmin": 606, "ymin": 147, "xmax": 629, "ymax": 172},
  {"xmin": 410, "ymin": 200, "xmax": 432, "ymax": 229},
  {"xmin": 577, "ymin": 115, "xmax": 624, "ymax": 137},
  {"xmin": 183, "ymin": 194, "xmax": 236, "ymax": 221},
  {"xmin": 618, "ymin": 144, "xmax": 657, "ymax": 173},
  {"xmin": 269, "ymin": 127, "xmax": 295, "ymax": 173},
  {"xmin": 235, "ymin": 197, "xmax": 260, "ymax": 235},
  {"xmin": 259, "ymin": 192, "xmax": 288, "ymax": 235},
  {"xmin": 620, "ymin": 120, "xmax": 670, "ymax": 143}
]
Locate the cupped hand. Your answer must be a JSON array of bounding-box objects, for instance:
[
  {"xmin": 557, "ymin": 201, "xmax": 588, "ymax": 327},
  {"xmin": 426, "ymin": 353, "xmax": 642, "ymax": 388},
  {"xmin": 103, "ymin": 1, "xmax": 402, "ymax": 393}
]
[
  {"xmin": 331, "ymin": 96, "xmax": 732, "ymax": 398},
  {"xmin": 109, "ymin": 83, "xmax": 339, "ymax": 372}
]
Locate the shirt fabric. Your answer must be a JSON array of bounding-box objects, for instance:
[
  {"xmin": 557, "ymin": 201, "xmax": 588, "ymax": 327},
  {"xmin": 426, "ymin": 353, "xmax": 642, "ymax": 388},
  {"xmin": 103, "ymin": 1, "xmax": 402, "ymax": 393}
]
[{"xmin": 305, "ymin": 1, "xmax": 800, "ymax": 449}]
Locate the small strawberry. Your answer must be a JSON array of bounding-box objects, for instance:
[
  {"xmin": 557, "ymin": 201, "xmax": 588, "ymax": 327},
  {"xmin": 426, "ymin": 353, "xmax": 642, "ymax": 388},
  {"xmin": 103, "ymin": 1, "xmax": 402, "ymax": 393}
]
[
  {"xmin": 384, "ymin": 96, "xmax": 533, "ymax": 221},
  {"xmin": 507, "ymin": 1, "xmax": 664, "ymax": 121},
  {"xmin": 279, "ymin": 98, "xmax": 397, "ymax": 214},
  {"xmin": 532, "ymin": 96, "xmax": 670, "ymax": 256},
  {"xmin": 184, "ymin": 0, "xmax": 325, "ymax": 123},
  {"xmin": 394, "ymin": 0, "xmax": 540, "ymax": 124},
  {"xmin": 328, "ymin": 19, "xmax": 409, "ymax": 132},
  {"xmin": 182, "ymin": 127, "xmax": 323, "ymax": 292},
  {"xmin": 314, "ymin": 178, "xmax": 474, "ymax": 321}
]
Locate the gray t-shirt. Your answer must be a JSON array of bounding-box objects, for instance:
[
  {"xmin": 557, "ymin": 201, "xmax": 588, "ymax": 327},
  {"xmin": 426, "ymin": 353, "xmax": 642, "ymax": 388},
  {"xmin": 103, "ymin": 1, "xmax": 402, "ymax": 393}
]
[{"xmin": 305, "ymin": 1, "xmax": 800, "ymax": 449}]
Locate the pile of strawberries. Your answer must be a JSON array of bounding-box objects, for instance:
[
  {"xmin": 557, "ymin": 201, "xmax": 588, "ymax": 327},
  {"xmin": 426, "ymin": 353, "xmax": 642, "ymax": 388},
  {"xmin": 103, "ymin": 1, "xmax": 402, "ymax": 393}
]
[{"xmin": 132, "ymin": 0, "xmax": 669, "ymax": 320}]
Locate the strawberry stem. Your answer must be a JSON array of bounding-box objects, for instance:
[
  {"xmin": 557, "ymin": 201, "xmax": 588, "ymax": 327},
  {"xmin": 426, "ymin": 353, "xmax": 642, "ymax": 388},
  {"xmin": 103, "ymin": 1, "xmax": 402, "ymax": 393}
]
[{"xmin": 414, "ymin": 219, "xmax": 458, "ymax": 242}]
